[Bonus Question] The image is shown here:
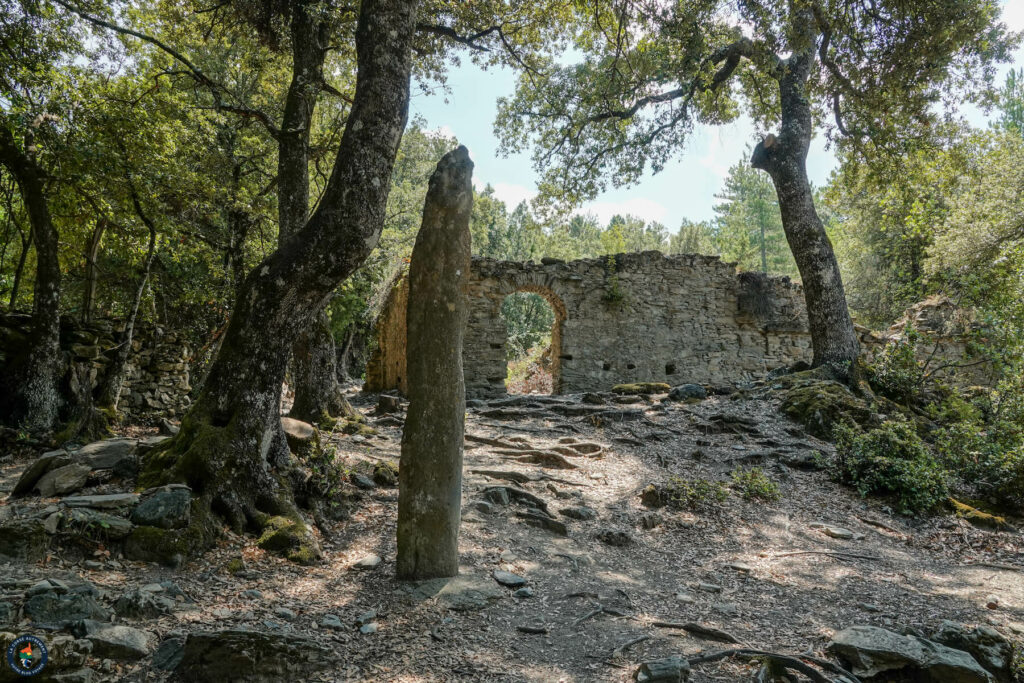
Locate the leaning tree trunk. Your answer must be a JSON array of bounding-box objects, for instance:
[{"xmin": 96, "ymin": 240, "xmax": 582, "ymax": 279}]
[
  {"xmin": 97, "ymin": 188, "xmax": 157, "ymax": 412},
  {"xmin": 132, "ymin": 0, "xmax": 419, "ymax": 566},
  {"xmin": 0, "ymin": 128, "xmax": 63, "ymax": 434},
  {"xmin": 751, "ymin": 48, "xmax": 859, "ymax": 371},
  {"xmin": 81, "ymin": 218, "xmax": 106, "ymax": 323},
  {"xmin": 274, "ymin": 1, "xmax": 357, "ymax": 425},
  {"xmin": 397, "ymin": 145, "xmax": 474, "ymax": 580}
]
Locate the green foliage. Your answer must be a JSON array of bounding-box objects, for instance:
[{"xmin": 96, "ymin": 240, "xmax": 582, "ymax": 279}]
[
  {"xmin": 729, "ymin": 467, "xmax": 781, "ymax": 501},
  {"xmin": 500, "ymin": 292, "xmax": 554, "ymax": 359},
  {"xmin": 711, "ymin": 151, "xmax": 796, "ymax": 277},
  {"xmin": 601, "ymin": 254, "xmax": 625, "ymax": 305},
  {"xmin": 495, "ymin": 0, "xmax": 1016, "ymax": 213},
  {"xmin": 662, "ymin": 477, "xmax": 729, "ymax": 510},
  {"xmin": 834, "ymin": 419, "xmax": 948, "ymax": 514},
  {"xmin": 869, "ymin": 327, "xmax": 925, "ymax": 402}
]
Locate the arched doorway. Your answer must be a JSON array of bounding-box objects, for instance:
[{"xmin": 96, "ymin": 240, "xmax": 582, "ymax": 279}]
[{"xmin": 500, "ymin": 286, "xmax": 565, "ymax": 394}]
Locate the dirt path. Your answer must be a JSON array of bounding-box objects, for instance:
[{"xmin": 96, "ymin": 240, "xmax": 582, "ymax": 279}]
[{"xmin": 1, "ymin": 390, "xmax": 1022, "ymax": 681}]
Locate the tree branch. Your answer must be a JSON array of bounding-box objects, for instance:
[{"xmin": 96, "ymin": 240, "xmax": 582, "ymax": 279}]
[{"xmin": 52, "ymin": 0, "xmax": 280, "ymax": 138}]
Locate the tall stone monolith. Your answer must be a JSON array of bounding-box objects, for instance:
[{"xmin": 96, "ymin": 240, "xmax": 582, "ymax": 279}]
[{"xmin": 396, "ymin": 145, "xmax": 474, "ymax": 580}]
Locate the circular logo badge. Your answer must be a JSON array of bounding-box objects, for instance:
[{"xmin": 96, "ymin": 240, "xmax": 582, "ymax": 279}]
[{"xmin": 6, "ymin": 635, "xmax": 48, "ymax": 677}]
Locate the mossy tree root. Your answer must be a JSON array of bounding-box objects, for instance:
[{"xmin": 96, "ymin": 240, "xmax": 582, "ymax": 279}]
[{"xmin": 133, "ymin": 412, "xmax": 322, "ymax": 566}]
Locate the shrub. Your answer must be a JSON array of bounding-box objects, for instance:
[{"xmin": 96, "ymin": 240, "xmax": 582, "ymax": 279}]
[
  {"xmin": 834, "ymin": 419, "xmax": 948, "ymax": 514},
  {"xmin": 661, "ymin": 477, "xmax": 728, "ymax": 510},
  {"xmin": 869, "ymin": 327, "xmax": 924, "ymax": 402},
  {"xmin": 729, "ymin": 467, "xmax": 781, "ymax": 501}
]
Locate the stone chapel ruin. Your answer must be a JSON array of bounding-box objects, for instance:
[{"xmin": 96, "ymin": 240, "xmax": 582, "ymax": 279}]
[
  {"xmin": 366, "ymin": 251, "xmax": 990, "ymax": 398},
  {"xmin": 367, "ymin": 251, "xmax": 813, "ymax": 397}
]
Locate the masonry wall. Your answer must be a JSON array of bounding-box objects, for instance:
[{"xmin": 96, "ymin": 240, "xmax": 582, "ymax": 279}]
[
  {"xmin": 367, "ymin": 251, "xmax": 815, "ymax": 398},
  {"xmin": 0, "ymin": 313, "xmax": 192, "ymax": 420}
]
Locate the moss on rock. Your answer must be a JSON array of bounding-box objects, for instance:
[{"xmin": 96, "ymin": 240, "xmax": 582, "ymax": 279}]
[
  {"xmin": 612, "ymin": 382, "xmax": 671, "ymax": 395},
  {"xmin": 949, "ymin": 498, "xmax": 1010, "ymax": 530},
  {"xmin": 256, "ymin": 515, "xmax": 320, "ymax": 566},
  {"xmin": 780, "ymin": 379, "xmax": 876, "ymax": 439}
]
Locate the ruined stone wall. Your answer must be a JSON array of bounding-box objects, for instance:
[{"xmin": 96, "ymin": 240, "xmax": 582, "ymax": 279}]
[
  {"xmin": 367, "ymin": 251, "xmax": 814, "ymax": 397},
  {"xmin": 857, "ymin": 297, "xmax": 995, "ymax": 387},
  {"xmin": 0, "ymin": 314, "xmax": 192, "ymax": 420}
]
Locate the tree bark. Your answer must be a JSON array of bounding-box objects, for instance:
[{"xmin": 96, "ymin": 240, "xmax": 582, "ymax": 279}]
[
  {"xmin": 275, "ymin": 2, "xmax": 354, "ymax": 424},
  {"xmin": 8, "ymin": 218, "xmax": 30, "ymax": 309},
  {"xmin": 81, "ymin": 218, "xmax": 106, "ymax": 322},
  {"xmin": 397, "ymin": 145, "xmax": 474, "ymax": 580},
  {"xmin": 750, "ymin": 47, "xmax": 859, "ymax": 370},
  {"xmin": 0, "ymin": 127, "xmax": 63, "ymax": 433},
  {"xmin": 136, "ymin": 0, "xmax": 419, "ymax": 562}
]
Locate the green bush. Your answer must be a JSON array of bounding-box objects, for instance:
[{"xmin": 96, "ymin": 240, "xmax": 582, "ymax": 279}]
[
  {"xmin": 662, "ymin": 477, "xmax": 728, "ymax": 510},
  {"xmin": 868, "ymin": 327, "xmax": 924, "ymax": 402},
  {"xmin": 729, "ymin": 467, "xmax": 781, "ymax": 501},
  {"xmin": 834, "ymin": 419, "xmax": 948, "ymax": 514}
]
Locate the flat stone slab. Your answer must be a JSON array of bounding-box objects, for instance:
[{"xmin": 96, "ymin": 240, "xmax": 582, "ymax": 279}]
[
  {"xmin": 62, "ymin": 493, "xmax": 140, "ymax": 509},
  {"xmin": 828, "ymin": 625, "xmax": 993, "ymax": 682},
  {"xmin": 75, "ymin": 619, "xmax": 153, "ymax": 660},
  {"xmin": 492, "ymin": 570, "xmax": 527, "ymax": 588},
  {"xmin": 352, "ymin": 554, "xmax": 382, "ymax": 570},
  {"xmin": 35, "ymin": 463, "xmax": 92, "ymax": 497},
  {"xmin": 177, "ymin": 629, "xmax": 333, "ymax": 683},
  {"xmin": 399, "ymin": 573, "xmax": 505, "ymax": 612}
]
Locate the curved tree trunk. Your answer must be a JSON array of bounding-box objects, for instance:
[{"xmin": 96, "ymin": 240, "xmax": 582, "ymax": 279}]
[
  {"xmin": 0, "ymin": 127, "xmax": 63, "ymax": 434},
  {"xmin": 97, "ymin": 185, "xmax": 157, "ymax": 411},
  {"xmin": 134, "ymin": 0, "xmax": 419, "ymax": 564},
  {"xmin": 751, "ymin": 48, "xmax": 859, "ymax": 371},
  {"xmin": 8, "ymin": 218, "xmax": 31, "ymax": 309},
  {"xmin": 397, "ymin": 146, "xmax": 474, "ymax": 580},
  {"xmin": 81, "ymin": 218, "xmax": 106, "ymax": 323},
  {"xmin": 289, "ymin": 310, "xmax": 358, "ymax": 423},
  {"xmin": 275, "ymin": 1, "xmax": 356, "ymax": 425}
]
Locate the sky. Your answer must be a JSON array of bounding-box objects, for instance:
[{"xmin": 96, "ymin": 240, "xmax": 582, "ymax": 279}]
[{"xmin": 409, "ymin": 1, "xmax": 1024, "ymax": 229}]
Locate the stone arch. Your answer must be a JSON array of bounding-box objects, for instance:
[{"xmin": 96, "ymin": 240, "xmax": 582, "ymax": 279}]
[{"xmin": 496, "ymin": 282, "xmax": 567, "ymax": 394}]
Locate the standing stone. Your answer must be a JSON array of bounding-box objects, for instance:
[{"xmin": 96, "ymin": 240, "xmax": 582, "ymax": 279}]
[{"xmin": 396, "ymin": 146, "xmax": 474, "ymax": 581}]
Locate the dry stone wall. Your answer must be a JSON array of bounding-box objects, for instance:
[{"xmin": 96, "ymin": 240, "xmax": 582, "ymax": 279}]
[
  {"xmin": 367, "ymin": 251, "xmax": 814, "ymax": 398},
  {"xmin": 0, "ymin": 313, "xmax": 192, "ymax": 420}
]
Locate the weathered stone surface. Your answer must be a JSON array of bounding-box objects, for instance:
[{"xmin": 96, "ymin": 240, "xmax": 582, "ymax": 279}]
[
  {"xmin": 399, "ymin": 574, "xmax": 505, "ymax": 612},
  {"xmin": 0, "ymin": 518, "xmax": 49, "ymax": 561},
  {"xmin": 668, "ymin": 384, "xmax": 707, "ymax": 402},
  {"xmin": 372, "ymin": 461, "xmax": 399, "ymax": 486},
  {"xmin": 828, "ymin": 625, "xmax": 994, "ymax": 682},
  {"xmin": 23, "ymin": 591, "xmax": 109, "ymax": 626},
  {"xmin": 396, "ymin": 146, "xmax": 473, "ymax": 581},
  {"xmin": 933, "ymin": 622, "xmax": 1015, "ymax": 682},
  {"xmin": 492, "ymin": 570, "xmax": 527, "ymax": 588},
  {"xmin": 130, "ymin": 487, "xmax": 191, "ymax": 529},
  {"xmin": 635, "ymin": 655, "xmax": 691, "ymax": 682},
  {"xmin": 62, "ymin": 493, "xmax": 140, "ymax": 510},
  {"xmin": 368, "ymin": 252, "xmax": 814, "ymax": 398},
  {"xmin": 114, "ymin": 589, "xmax": 176, "ymax": 619},
  {"xmin": 12, "ymin": 451, "xmax": 69, "ymax": 496},
  {"xmin": 176, "ymin": 629, "xmax": 334, "ymax": 682},
  {"xmin": 352, "ymin": 554, "xmax": 382, "ymax": 570},
  {"xmin": 559, "ymin": 505, "xmax": 597, "ymax": 521},
  {"xmin": 151, "ymin": 636, "xmax": 185, "ymax": 671},
  {"xmin": 35, "ymin": 463, "xmax": 92, "ymax": 497},
  {"xmin": 65, "ymin": 509, "xmax": 134, "ymax": 540},
  {"xmin": 73, "ymin": 619, "xmax": 153, "ymax": 660},
  {"xmin": 76, "ymin": 438, "xmax": 138, "ymax": 475}
]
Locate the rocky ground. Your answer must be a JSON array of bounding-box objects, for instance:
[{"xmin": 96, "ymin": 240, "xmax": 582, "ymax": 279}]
[{"xmin": 1, "ymin": 382, "xmax": 1022, "ymax": 682}]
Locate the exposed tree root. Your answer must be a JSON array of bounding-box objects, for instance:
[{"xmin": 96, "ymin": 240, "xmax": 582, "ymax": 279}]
[{"xmin": 132, "ymin": 412, "xmax": 324, "ymax": 567}]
